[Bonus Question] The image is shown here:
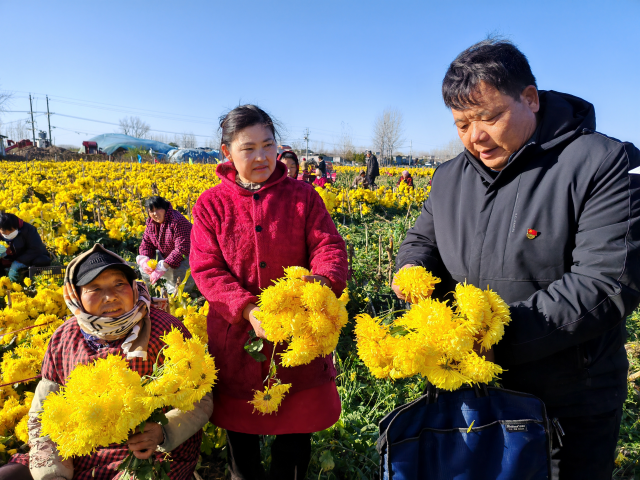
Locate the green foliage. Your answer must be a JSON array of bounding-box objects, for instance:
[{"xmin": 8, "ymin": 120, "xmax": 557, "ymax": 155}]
[
  {"xmin": 614, "ymin": 310, "xmax": 640, "ymax": 479},
  {"xmin": 353, "ymin": 153, "xmax": 366, "ymax": 165}
]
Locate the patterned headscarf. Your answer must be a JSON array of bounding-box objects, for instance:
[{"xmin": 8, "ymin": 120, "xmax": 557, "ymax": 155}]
[{"xmin": 63, "ymin": 244, "xmax": 152, "ymax": 360}]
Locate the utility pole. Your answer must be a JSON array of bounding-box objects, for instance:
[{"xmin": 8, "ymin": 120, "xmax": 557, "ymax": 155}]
[
  {"xmin": 46, "ymin": 95, "xmax": 53, "ymax": 145},
  {"xmin": 304, "ymin": 128, "xmax": 309, "ymax": 160},
  {"xmin": 29, "ymin": 94, "xmax": 36, "ymax": 144}
]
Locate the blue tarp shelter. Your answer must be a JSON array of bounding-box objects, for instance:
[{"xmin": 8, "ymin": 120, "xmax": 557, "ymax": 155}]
[
  {"xmin": 81, "ymin": 134, "xmax": 174, "ymax": 156},
  {"xmin": 167, "ymin": 148, "xmax": 219, "ymax": 163}
]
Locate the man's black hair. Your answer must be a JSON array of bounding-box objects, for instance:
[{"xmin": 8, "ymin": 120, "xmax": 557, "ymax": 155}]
[
  {"xmin": 442, "ymin": 37, "xmax": 537, "ymax": 110},
  {"xmin": 0, "ymin": 212, "xmax": 20, "ymax": 231},
  {"xmin": 144, "ymin": 196, "xmax": 171, "ymax": 211},
  {"xmin": 318, "ymin": 155, "xmax": 324, "ymax": 160}
]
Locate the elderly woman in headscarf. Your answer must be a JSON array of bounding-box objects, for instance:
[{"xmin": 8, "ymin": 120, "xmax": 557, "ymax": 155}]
[
  {"xmin": 396, "ymin": 170, "xmax": 414, "ymax": 188},
  {"xmin": 1, "ymin": 245, "xmax": 212, "ymax": 480},
  {"xmin": 137, "ymin": 196, "xmax": 195, "ymax": 294}
]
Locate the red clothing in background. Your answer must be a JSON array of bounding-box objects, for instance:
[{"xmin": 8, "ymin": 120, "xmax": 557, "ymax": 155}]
[
  {"xmin": 397, "ymin": 175, "xmax": 414, "ymax": 187},
  {"xmin": 313, "ymin": 177, "xmax": 331, "ymax": 188}
]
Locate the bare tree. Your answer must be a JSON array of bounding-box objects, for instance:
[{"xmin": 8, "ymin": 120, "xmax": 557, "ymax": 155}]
[
  {"xmin": 336, "ymin": 122, "xmax": 356, "ymax": 162},
  {"xmin": 432, "ymin": 137, "xmax": 465, "ymax": 161},
  {"xmin": 0, "ymin": 90, "xmax": 12, "ymax": 115},
  {"xmin": 206, "ymin": 128, "xmax": 222, "ymax": 150},
  {"xmin": 119, "ymin": 116, "xmax": 150, "ymax": 138},
  {"xmin": 1, "ymin": 119, "xmax": 29, "ymax": 141},
  {"xmin": 386, "ymin": 109, "xmax": 405, "ymax": 158},
  {"xmin": 181, "ymin": 132, "xmax": 198, "ymax": 148},
  {"xmin": 311, "ymin": 140, "xmax": 326, "ymax": 155},
  {"xmin": 372, "ymin": 108, "xmax": 405, "ymax": 163},
  {"xmin": 149, "ymin": 133, "xmax": 173, "ymax": 144}
]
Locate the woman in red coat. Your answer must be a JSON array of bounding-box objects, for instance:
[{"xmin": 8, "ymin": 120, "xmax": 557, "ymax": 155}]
[{"xmin": 190, "ymin": 105, "xmax": 348, "ymax": 480}]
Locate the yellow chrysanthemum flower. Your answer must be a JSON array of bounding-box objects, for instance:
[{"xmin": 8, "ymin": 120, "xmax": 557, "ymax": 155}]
[
  {"xmin": 250, "ymin": 383, "xmax": 291, "ymax": 415},
  {"xmin": 394, "ymin": 266, "xmax": 440, "ymax": 303}
]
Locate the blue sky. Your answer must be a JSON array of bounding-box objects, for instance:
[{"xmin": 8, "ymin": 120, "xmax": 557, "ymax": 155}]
[{"xmin": 2, "ymin": 0, "xmax": 639, "ymax": 152}]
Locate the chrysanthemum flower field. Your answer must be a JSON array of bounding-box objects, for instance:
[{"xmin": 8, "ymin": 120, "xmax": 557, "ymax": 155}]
[{"xmin": 0, "ymin": 159, "xmax": 638, "ymax": 478}]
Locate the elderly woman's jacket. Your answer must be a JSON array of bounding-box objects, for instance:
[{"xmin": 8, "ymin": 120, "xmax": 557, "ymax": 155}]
[
  {"xmin": 190, "ymin": 162, "xmax": 348, "ymax": 402},
  {"xmin": 139, "ymin": 205, "xmax": 192, "ymax": 269}
]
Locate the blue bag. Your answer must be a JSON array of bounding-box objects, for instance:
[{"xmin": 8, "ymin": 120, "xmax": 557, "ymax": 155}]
[{"xmin": 377, "ymin": 384, "xmax": 554, "ymax": 479}]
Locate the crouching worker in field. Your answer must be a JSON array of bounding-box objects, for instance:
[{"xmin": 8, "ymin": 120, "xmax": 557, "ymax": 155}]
[
  {"xmin": 0, "ymin": 212, "xmax": 51, "ymax": 282},
  {"xmin": 137, "ymin": 196, "xmax": 195, "ymax": 295},
  {"xmin": 0, "ymin": 244, "xmax": 212, "ymax": 480},
  {"xmin": 190, "ymin": 105, "xmax": 348, "ymax": 480}
]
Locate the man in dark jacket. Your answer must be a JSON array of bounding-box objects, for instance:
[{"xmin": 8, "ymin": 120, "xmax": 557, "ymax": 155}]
[
  {"xmin": 0, "ymin": 212, "xmax": 51, "ymax": 282},
  {"xmin": 366, "ymin": 150, "xmax": 379, "ymax": 188},
  {"xmin": 317, "ymin": 155, "xmax": 327, "ymax": 178},
  {"xmin": 394, "ymin": 39, "xmax": 640, "ymax": 479}
]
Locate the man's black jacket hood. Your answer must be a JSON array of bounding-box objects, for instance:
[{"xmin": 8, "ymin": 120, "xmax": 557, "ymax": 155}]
[{"xmin": 397, "ymin": 90, "xmax": 640, "ymax": 416}]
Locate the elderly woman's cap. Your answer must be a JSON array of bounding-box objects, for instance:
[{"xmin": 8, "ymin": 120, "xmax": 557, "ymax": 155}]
[{"xmin": 75, "ymin": 251, "xmax": 136, "ymax": 286}]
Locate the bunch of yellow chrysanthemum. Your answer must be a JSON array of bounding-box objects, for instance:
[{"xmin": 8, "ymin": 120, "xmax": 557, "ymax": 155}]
[
  {"xmin": 41, "ymin": 354, "xmax": 149, "ymax": 458},
  {"xmin": 315, "ymin": 186, "xmax": 338, "ymax": 213},
  {"xmin": 41, "ymin": 329, "xmax": 217, "ymax": 459},
  {"xmin": 174, "ymin": 302, "xmax": 208, "ymax": 343},
  {"xmin": 254, "ymin": 266, "xmax": 349, "ymax": 368},
  {"xmin": 355, "ymin": 266, "xmax": 511, "ymax": 391},
  {"xmin": 143, "ymin": 327, "xmax": 217, "ymax": 412}
]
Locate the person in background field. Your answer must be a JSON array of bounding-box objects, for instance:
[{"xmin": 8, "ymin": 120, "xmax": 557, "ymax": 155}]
[
  {"xmin": 278, "ymin": 151, "xmax": 299, "ymax": 179},
  {"xmin": 313, "ymin": 168, "xmax": 332, "ymax": 189},
  {"xmin": 352, "ymin": 171, "xmax": 369, "ymax": 188},
  {"xmin": 190, "ymin": 105, "xmax": 347, "ymax": 480},
  {"xmin": 317, "ymin": 155, "xmax": 327, "ymax": 178},
  {"xmin": 396, "ymin": 170, "xmax": 414, "ymax": 188},
  {"xmin": 393, "ymin": 38, "xmax": 640, "ymax": 479},
  {"xmin": 137, "ymin": 196, "xmax": 194, "ymax": 295},
  {"xmin": 300, "ymin": 157, "xmax": 307, "ymax": 174},
  {"xmin": 0, "ymin": 212, "xmax": 50, "ymax": 282},
  {"xmin": 365, "ymin": 150, "xmax": 379, "ymax": 189},
  {"xmin": 0, "ymin": 245, "xmax": 211, "ymax": 480}
]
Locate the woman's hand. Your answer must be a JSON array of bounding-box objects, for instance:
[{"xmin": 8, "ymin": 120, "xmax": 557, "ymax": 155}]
[
  {"xmin": 244, "ymin": 304, "xmax": 267, "ymax": 339},
  {"xmin": 127, "ymin": 422, "xmax": 164, "ymax": 459},
  {"xmin": 302, "ymin": 275, "xmax": 332, "ymax": 288}
]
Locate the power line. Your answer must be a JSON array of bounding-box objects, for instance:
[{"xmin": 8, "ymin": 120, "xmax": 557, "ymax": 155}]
[
  {"xmin": 3, "ymin": 110, "xmax": 213, "ymax": 138},
  {"xmin": 11, "ymin": 91, "xmax": 218, "ymax": 125}
]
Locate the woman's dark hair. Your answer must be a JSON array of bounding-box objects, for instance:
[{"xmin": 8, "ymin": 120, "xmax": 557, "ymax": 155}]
[
  {"xmin": 279, "ymin": 151, "xmax": 299, "ymax": 176},
  {"xmin": 144, "ymin": 196, "xmax": 171, "ymax": 211},
  {"xmin": 442, "ymin": 37, "xmax": 537, "ymax": 110},
  {"xmin": 0, "ymin": 212, "xmax": 20, "ymax": 231},
  {"xmin": 279, "ymin": 151, "xmax": 299, "ymax": 165},
  {"xmin": 219, "ymin": 105, "xmax": 279, "ymax": 153}
]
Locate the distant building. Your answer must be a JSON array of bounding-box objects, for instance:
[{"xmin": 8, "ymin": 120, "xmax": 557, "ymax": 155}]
[{"xmin": 277, "ymin": 145, "xmax": 293, "ymax": 155}]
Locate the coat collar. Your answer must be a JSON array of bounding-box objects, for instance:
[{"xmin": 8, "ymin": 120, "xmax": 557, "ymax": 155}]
[{"xmin": 216, "ymin": 161, "xmax": 288, "ymax": 196}]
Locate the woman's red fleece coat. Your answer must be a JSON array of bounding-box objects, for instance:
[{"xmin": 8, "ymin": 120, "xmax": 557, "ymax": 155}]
[{"xmin": 190, "ymin": 161, "xmax": 348, "ymax": 400}]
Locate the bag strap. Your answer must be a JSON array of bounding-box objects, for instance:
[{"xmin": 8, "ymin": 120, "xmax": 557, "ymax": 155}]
[{"xmin": 423, "ymin": 382, "xmax": 439, "ymax": 404}]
